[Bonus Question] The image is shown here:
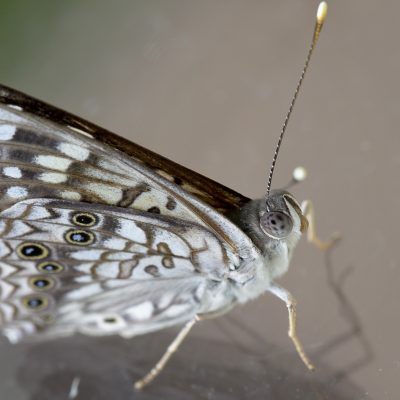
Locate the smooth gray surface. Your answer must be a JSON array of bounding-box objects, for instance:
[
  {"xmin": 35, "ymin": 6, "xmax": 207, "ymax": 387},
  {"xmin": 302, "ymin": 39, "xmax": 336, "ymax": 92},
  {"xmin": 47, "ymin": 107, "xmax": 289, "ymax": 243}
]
[{"xmin": 0, "ymin": 1, "xmax": 397, "ymax": 399}]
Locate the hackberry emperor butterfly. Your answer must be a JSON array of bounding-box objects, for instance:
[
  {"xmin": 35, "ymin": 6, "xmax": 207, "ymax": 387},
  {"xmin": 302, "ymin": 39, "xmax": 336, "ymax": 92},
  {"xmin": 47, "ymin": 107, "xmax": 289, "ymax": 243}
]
[{"xmin": 0, "ymin": 2, "xmax": 336, "ymax": 390}]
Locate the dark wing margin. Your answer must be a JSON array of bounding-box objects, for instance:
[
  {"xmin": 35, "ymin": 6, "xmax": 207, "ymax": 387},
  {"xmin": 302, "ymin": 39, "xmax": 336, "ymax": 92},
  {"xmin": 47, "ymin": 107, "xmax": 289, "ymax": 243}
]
[{"xmin": 0, "ymin": 84, "xmax": 250, "ymax": 215}]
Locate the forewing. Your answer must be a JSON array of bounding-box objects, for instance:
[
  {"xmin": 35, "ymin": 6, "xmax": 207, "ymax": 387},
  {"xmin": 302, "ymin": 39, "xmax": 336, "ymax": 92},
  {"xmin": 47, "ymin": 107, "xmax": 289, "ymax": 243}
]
[
  {"xmin": 0, "ymin": 84, "xmax": 250, "ymax": 213},
  {"xmin": 0, "ymin": 84, "xmax": 256, "ymax": 259},
  {"xmin": 0, "ymin": 199, "xmax": 228, "ymax": 342}
]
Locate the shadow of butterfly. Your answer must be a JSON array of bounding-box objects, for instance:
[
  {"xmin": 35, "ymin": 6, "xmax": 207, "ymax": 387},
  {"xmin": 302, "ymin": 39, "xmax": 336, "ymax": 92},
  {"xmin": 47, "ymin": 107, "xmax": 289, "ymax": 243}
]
[{"xmin": 0, "ymin": 2, "xmax": 336, "ymax": 390}]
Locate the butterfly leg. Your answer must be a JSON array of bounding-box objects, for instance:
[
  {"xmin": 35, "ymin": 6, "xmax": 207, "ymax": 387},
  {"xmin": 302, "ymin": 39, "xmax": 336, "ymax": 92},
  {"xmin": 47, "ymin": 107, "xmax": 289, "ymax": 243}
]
[
  {"xmin": 267, "ymin": 283, "xmax": 315, "ymax": 370},
  {"xmin": 301, "ymin": 200, "xmax": 341, "ymax": 250},
  {"xmin": 134, "ymin": 316, "xmax": 198, "ymax": 390}
]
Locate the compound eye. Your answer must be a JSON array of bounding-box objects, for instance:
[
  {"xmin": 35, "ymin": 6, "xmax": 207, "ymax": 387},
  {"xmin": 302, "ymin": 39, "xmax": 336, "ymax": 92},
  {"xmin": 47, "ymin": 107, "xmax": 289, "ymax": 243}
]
[{"xmin": 260, "ymin": 211, "xmax": 293, "ymax": 239}]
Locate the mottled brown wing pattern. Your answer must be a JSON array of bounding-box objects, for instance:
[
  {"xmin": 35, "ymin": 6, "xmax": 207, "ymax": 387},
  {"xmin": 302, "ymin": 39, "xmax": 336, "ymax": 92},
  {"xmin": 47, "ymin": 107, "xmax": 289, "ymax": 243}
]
[
  {"xmin": 0, "ymin": 108, "xmax": 202, "ymax": 221},
  {"xmin": 0, "ymin": 198, "xmax": 230, "ymax": 342},
  {"xmin": 0, "ymin": 84, "xmax": 250, "ymax": 215},
  {"xmin": 0, "ymin": 84, "xmax": 260, "ymax": 344},
  {"xmin": 0, "ymin": 85, "xmax": 256, "ymax": 258}
]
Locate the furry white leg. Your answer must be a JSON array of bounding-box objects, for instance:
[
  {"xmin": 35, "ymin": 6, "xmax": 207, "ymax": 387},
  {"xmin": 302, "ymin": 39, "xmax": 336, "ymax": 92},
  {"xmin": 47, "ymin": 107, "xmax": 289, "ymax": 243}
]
[
  {"xmin": 134, "ymin": 317, "xmax": 198, "ymax": 390},
  {"xmin": 268, "ymin": 283, "xmax": 314, "ymax": 370}
]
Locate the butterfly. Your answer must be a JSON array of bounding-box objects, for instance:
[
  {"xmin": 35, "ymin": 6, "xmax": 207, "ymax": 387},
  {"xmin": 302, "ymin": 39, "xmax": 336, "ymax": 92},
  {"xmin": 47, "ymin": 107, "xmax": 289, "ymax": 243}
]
[{"xmin": 0, "ymin": 2, "xmax": 334, "ymax": 390}]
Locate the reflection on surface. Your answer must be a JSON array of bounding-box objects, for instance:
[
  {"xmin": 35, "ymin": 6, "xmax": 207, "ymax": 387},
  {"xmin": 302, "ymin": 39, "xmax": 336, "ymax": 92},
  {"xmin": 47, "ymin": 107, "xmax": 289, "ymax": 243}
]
[
  {"xmin": 1, "ymin": 329, "xmax": 364, "ymax": 400},
  {"xmin": 0, "ymin": 244, "xmax": 371, "ymax": 400}
]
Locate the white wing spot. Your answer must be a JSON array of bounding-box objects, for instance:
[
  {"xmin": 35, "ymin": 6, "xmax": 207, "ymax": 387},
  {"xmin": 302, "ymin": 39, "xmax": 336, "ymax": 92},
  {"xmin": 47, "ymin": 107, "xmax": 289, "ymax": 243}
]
[
  {"xmin": 164, "ymin": 304, "xmax": 191, "ymax": 318},
  {"xmin": 58, "ymin": 143, "xmax": 90, "ymax": 161},
  {"xmin": 0, "ymin": 262, "xmax": 18, "ymax": 278},
  {"xmin": 65, "ymin": 283, "xmax": 102, "ymax": 300},
  {"xmin": 7, "ymin": 186, "xmax": 27, "ymax": 198},
  {"xmin": 126, "ymin": 301, "xmax": 154, "ymax": 321},
  {"xmin": 8, "ymin": 104, "xmax": 23, "ymax": 111},
  {"xmin": 106, "ymin": 252, "xmax": 133, "ymax": 261},
  {"xmin": 103, "ymin": 237, "xmax": 127, "ymax": 251},
  {"xmin": 83, "ymin": 167, "xmax": 134, "ymax": 186},
  {"xmin": 117, "ymin": 220, "xmax": 146, "ymax": 244},
  {"xmin": 0, "ymin": 124, "xmax": 16, "ymax": 140},
  {"xmin": 5, "ymin": 220, "xmax": 35, "ymax": 237},
  {"xmin": 0, "ymin": 302, "xmax": 17, "ymax": 323},
  {"xmin": 3, "ymin": 327, "xmax": 24, "ymax": 344},
  {"xmin": 158, "ymin": 292, "xmax": 174, "ymax": 309},
  {"xmin": 0, "ymin": 243, "xmax": 12, "ymax": 258},
  {"xmin": 3, "ymin": 166, "xmax": 22, "ymax": 178},
  {"xmin": 74, "ymin": 263, "xmax": 94, "ymax": 274},
  {"xmin": 35, "ymin": 155, "xmax": 73, "ymax": 171},
  {"xmin": 0, "ymin": 202, "xmax": 28, "ymax": 218},
  {"xmin": 0, "ymin": 279, "xmax": 16, "ymax": 301},
  {"xmin": 28, "ymin": 206, "xmax": 52, "ymax": 220},
  {"xmin": 61, "ymin": 191, "xmax": 82, "ymax": 201},
  {"xmin": 85, "ymin": 183, "xmax": 122, "ymax": 203},
  {"xmin": 95, "ymin": 262, "xmax": 120, "ymax": 277},
  {"xmin": 68, "ymin": 125, "xmax": 94, "ymax": 139},
  {"xmin": 75, "ymin": 275, "xmax": 94, "ymax": 283},
  {"xmin": 70, "ymin": 249, "xmax": 104, "ymax": 260},
  {"xmin": 39, "ymin": 172, "xmax": 68, "ymax": 183},
  {"xmin": 152, "ymin": 230, "xmax": 189, "ymax": 257}
]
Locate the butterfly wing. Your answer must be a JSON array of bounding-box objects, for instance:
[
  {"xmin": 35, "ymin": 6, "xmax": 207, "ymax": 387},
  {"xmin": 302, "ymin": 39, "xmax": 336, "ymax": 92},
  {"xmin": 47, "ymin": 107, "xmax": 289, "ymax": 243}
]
[
  {"xmin": 0, "ymin": 84, "xmax": 261, "ymax": 342},
  {"xmin": 0, "ymin": 84, "xmax": 256, "ymax": 259},
  {"xmin": 0, "ymin": 198, "xmax": 230, "ymax": 342},
  {"xmin": 0, "ymin": 84, "xmax": 250, "ymax": 214}
]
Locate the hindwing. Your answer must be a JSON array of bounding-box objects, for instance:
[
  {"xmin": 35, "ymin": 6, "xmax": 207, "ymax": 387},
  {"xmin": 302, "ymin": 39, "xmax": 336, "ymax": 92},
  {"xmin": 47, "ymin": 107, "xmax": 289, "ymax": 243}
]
[{"xmin": 0, "ymin": 198, "xmax": 230, "ymax": 342}]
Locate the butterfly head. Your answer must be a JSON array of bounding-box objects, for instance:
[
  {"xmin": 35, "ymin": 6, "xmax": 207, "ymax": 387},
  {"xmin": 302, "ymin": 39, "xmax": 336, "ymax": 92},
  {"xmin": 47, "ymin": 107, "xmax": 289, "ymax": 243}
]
[
  {"xmin": 261, "ymin": 190, "xmax": 308, "ymax": 240},
  {"xmin": 231, "ymin": 190, "xmax": 308, "ymax": 254}
]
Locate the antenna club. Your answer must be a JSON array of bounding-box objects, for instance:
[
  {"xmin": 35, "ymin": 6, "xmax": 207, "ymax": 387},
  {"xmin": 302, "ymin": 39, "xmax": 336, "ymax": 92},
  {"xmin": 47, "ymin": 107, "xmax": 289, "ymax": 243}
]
[
  {"xmin": 293, "ymin": 166, "xmax": 307, "ymax": 182},
  {"xmin": 316, "ymin": 2, "xmax": 328, "ymax": 25}
]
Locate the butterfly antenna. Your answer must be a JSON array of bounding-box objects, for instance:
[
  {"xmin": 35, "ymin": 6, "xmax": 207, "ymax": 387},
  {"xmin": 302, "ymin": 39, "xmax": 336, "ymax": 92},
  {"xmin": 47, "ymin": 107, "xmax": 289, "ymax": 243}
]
[
  {"xmin": 265, "ymin": 1, "xmax": 328, "ymax": 198},
  {"xmin": 282, "ymin": 166, "xmax": 308, "ymax": 191}
]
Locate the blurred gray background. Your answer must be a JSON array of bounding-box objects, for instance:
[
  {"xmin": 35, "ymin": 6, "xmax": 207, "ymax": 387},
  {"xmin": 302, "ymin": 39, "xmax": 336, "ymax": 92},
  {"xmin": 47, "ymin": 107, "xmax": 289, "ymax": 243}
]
[{"xmin": 0, "ymin": 1, "xmax": 398, "ymax": 399}]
